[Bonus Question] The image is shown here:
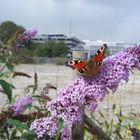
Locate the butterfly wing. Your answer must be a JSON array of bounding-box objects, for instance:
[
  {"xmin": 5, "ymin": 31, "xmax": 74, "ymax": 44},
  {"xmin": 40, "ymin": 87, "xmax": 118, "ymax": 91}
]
[
  {"xmin": 66, "ymin": 44, "xmax": 109, "ymax": 77},
  {"xmin": 87, "ymin": 44, "xmax": 108, "ymax": 76},
  {"xmin": 66, "ymin": 60, "xmax": 87, "ymax": 69},
  {"xmin": 93, "ymin": 43, "xmax": 108, "ymax": 62}
]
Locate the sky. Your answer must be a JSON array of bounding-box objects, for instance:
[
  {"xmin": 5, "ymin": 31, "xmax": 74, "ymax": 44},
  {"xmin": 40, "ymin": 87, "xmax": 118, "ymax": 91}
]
[{"xmin": 0, "ymin": 0, "xmax": 140, "ymax": 42}]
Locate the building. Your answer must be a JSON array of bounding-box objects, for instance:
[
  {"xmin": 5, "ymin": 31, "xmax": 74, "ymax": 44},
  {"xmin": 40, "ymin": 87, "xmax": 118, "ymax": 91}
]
[
  {"xmin": 83, "ymin": 40, "xmax": 137, "ymax": 59},
  {"xmin": 32, "ymin": 34, "xmax": 85, "ymax": 49},
  {"xmin": 32, "ymin": 34, "xmax": 49, "ymax": 43}
]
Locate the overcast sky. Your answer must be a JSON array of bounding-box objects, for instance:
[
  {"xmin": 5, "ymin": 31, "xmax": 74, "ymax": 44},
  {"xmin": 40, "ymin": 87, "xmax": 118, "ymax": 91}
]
[{"xmin": 1, "ymin": 0, "xmax": 140, "ymax": 42}]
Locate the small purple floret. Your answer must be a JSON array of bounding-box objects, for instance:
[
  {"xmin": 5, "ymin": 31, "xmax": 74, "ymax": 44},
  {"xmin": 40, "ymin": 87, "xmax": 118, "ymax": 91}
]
[
  {"xmin": 11, "ymin": 96, "xmax": 33, "ymax": 115},
  {"xmin": 30, "ymin": 117, "xmax": 58, "ymax": 138}
]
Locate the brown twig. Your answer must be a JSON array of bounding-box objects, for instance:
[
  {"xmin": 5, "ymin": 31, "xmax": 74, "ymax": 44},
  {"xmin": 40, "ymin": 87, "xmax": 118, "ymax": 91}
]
[
  {"xmin": 13, "ymin": 111, "xmax": 48, "ymax": 122},
  {"xmin": 84, "ymin": 114, "xmax": 112, "ymax": 140},
  {"xmin": 72, "ymin": 106, "xmax": 84, "ymax": 140},
  {"xmin": 0, "ymin": 107, "xmax": 48, "ymax": 123}
]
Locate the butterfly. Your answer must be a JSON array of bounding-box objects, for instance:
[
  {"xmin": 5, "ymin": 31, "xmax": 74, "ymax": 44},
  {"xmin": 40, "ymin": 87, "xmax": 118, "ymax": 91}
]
[{"xmin": 65, "ymin": 44, "xmax": 108, "ymax": 77}]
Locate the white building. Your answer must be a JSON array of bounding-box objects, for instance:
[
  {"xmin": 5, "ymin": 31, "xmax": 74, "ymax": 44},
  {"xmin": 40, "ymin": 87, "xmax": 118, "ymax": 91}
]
[
  {"xmin": 83, "ymin": 40, "xmax": 137, "ymax": 59},
  {"xmin": 32, "ymin": 34, "xmax": 85, "ymax": 49}
]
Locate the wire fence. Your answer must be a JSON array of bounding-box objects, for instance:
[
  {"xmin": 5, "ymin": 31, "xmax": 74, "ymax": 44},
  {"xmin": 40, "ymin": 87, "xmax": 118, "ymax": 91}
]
[{"xmin": 1, "ymin": 61, "xmax": 140, "ymax": 118}]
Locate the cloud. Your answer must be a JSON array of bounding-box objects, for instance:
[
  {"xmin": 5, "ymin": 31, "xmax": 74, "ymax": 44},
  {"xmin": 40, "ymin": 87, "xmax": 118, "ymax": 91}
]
[{"xmin": 0, "ymin": 0, "xmax": 140, "ymax": 42}]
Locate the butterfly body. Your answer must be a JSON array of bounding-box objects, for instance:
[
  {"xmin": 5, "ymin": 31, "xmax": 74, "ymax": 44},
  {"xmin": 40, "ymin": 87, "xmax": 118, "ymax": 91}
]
[{"xmin": 66, "ymin": 44, "xmax": 108, "ymax": 77}]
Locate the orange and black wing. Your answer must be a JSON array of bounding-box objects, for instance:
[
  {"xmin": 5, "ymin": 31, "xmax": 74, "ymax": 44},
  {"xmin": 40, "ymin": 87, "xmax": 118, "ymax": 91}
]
[
  {"xmin": 65, "ymin": 44, "xmax": 109, "ymax": 77},
  {"xmin": 87, "ymin": 44, "xmax": 108, "ymax": 76},
  {"xmin": 92, "ymin": 43, "xmax": 108, "ymax": 62},
  {"xmin": 65, "ymin": 60, "xmax": 87, "ymax": 70}
]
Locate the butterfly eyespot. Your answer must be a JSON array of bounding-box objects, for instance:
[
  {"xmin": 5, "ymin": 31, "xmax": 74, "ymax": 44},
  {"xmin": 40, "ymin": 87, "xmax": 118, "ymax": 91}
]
[
  {"xmin": 99, "ymin": 61, "xmax": 102, "ymax": 66},
  {"xmin": 69, "ymin": 61, "xmax": 75, "ymax": 64},
  {"xmin": 79, "ymin": 68, "xmax": 85, "ymax": 74},
  {"xmin": 96, "ymin": 61, "xmax": 102, "ymax": 66},
  {"xmin": 74, "ymin": 60, "xmax": 78, "ymax": 64}
]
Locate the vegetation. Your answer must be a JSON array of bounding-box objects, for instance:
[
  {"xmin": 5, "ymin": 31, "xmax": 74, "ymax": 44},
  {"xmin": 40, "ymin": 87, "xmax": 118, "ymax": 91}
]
[
  {"xmin": 0, "ymin": 20, "xmax": 140, "ymax": 140},
  {"xmin": 0, "ymin": 21, "xmax": 24, "ymax": 44},
  {"xmin": 33, "ymin": 41, "xmax": 68, "ymax": 57},
  {"xmin": 0, "ymin": 40, "xmax": 5, "ymax": 48},
  {"xmin": 0, "ymin": 21, "xmax": 69, "ymax": 61}
]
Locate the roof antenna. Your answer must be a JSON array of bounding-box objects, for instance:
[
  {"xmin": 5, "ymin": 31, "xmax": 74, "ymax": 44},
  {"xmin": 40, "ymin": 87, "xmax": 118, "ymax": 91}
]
[{"xmin": 69, "ymin": 18, "xmax": 72, "ymax": 36}]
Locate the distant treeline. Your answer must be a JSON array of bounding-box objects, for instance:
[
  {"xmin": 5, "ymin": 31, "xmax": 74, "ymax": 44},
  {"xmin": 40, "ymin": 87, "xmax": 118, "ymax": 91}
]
[{"xmin": 0, "ymin": 20, "xmax": 69, "ymax": 58}]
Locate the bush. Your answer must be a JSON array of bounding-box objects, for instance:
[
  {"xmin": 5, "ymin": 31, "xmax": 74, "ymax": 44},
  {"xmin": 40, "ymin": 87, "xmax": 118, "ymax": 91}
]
[{"xmin": 33, "ymin": 41, "xmax": 68, "ymax": 57}]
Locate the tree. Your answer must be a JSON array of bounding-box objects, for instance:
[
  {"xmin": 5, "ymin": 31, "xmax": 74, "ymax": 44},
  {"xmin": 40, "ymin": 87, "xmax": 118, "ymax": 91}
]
[
  {"xmin": 33, "ymin": 43, "xmax": 51, "ymax": 57},
  {"xmin": 0, "ymin": 21, "xmax": 24, "ymax": 44},
  {"xmin": 7, "ymin": 28, "xmax": 25, "ymax": 47},
  {"xmin": 51, "ymin": 41, "xmax": 68, "ymax": 57},
  {"xmin": 33, "ymin": 41, "xmax": 68, "ymax": 57}
]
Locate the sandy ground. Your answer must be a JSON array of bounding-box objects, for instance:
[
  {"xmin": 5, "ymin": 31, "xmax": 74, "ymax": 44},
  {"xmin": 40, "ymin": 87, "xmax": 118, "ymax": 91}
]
[
  {"xmin": 0, "ymin": 64, "xmax": 140, "ymax": 117},
  {"xmin": 0, "ymin": 64, "xmax": 74, "ymax": 108}
]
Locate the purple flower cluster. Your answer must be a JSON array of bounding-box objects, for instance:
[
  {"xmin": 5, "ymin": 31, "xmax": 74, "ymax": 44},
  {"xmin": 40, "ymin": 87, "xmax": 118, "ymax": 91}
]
[
  {"xmin": 11, "ymin": 96, "xmax": 33, "ymax": 115},
  {"xmin": 30, "ymin": 45, "xmax": 140, "ymax": 139},
  {"xmin": 46, "ymin": 94, "xmax": 83, "ymax": 123},
  {"xmin": 30, "ymin": 116, "xmax": 58, "ymax": 138},
  {"xmin": 10, "ymin": 29, "xmax": 37, "ymax": 53},
  {"xmin": 98, "ymin": 46, "xmax": 140, "ymax": 92},
  {"xmin": 60, "ymin": 123, "xmax": 72, "ymax": 140},
  {"xmin": 18, "ymin": 29, "xmax": 37, "ymax": 44}
]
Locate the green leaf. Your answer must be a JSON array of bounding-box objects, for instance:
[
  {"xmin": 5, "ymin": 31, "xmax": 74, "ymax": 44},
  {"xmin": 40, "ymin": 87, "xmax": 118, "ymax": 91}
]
[
  {"xmin": 3, "ymin": 127, "xmax": 9, "ymax": 139},
  {"xmin": 19, "ymin": 123, "xmax": 29, "ymax": 130},
  {"xmin": 0, "ymin": 73, "xmax": 5, "ymax": 78},
  {"xmin": 25, "ymin": 104, "xmax": 33, "ymax": 109},
  {"xmin": 10, "ymin": 129, "xmax": 17, "ymax": 139},
  {"xmin": 0, "ymin": 134, "xmax": 6, "ymax": 140},
  {"xmin": 7, "ymin": 119, "xmax": 28, "ymax": 130},
  {"xmin": 135, "ymin": 120, "xmax": 140, "ymax": 130},
  {"xmin": 54, "ymin": 119, "xmax": 63, "ymax": 140},
  {"xmin": 6, "ymin": 62, "xmax": 14, "ymax": 72},
  {"xmin": 0, "ymin": 79, "xmax": 15, "ymax": 103},
  {"xmin": 21, "ymin": 131, "xmax": 36, "ymax": 139}
]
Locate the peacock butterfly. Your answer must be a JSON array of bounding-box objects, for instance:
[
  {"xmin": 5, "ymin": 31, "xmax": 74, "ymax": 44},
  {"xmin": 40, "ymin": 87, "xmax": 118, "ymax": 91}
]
[{"xmin": 65, "ymin": 44, "xmax": 108, "ymax": 77}]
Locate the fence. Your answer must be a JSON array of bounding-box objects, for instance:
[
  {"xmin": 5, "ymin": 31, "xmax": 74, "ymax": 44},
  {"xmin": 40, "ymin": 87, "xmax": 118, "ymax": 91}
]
[{"xmin": 1, "ymin": 62, "xmax": 140, "ymax": 119}]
